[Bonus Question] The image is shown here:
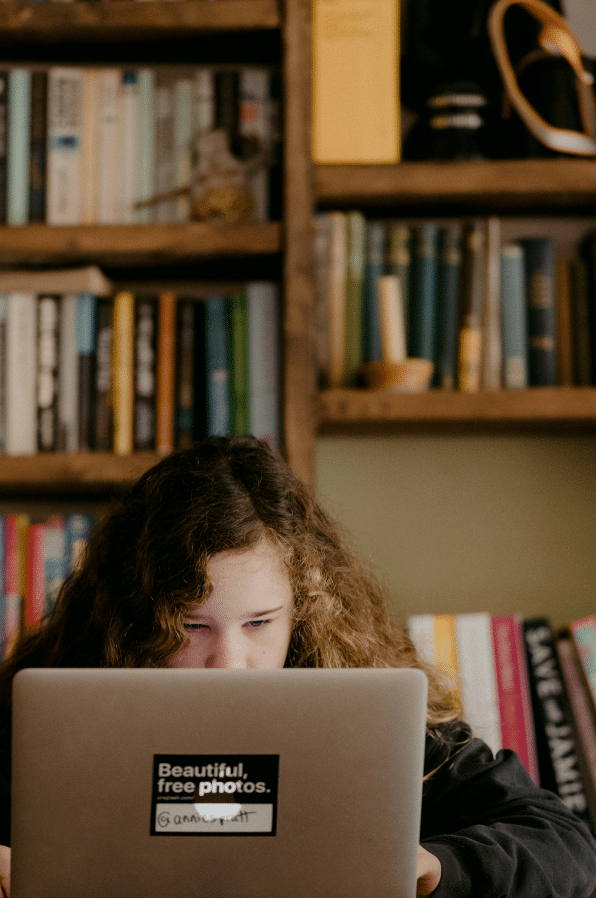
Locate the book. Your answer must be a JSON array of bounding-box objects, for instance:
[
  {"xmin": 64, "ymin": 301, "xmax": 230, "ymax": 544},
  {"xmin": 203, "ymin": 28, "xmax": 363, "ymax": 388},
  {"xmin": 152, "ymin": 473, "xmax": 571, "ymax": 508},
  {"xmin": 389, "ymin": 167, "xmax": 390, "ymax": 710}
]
[
  {"xmin": 0, "ymin": 72, "xmax": 8, "ymax": 225},
  {"xmin": 377, "ymin": 275, "xmax": 406, "ymax": 363},
  {"xmin": 36, "ymin": 295, "xmax": 60, "ymax": 452},
  {"xmin": 386, "ymin": 222, "xmax": 412, "ymax": 352},
  {"xmin": 6, "ymin": 68, "xmax": 31, "ymax": 227},
  {"xmin": 154, "ymin": 70, "xmax": 176, "ymax": 223},
  {"xmin": 58, "ymin": 294, "xmax": 79, "ymax": 452},
  {"xmin": 121, "ymin": 69, "xmax": 139, "ymax": 224},
  {"xmin": 136, "ymin": 67, "xmax": 156, "ymax": 224},
  {"xmin": 65, "ymin": 513, "xmax": 93, "ymax": 574},
  {"xmin": 457, "ymin": 220, "xmax": 485, "ymax": 392},
  {"xmin": 569, "ymin": 616, "xmax": 596, "ymax": 711},
  {"xmin": 112, "ymin": 290, "xmax": 135, "ymax": 456},
  {"xmin": 523, "ymin": 617, "xmax": 593, "ymax": 829},
  {"xmin": 491, "ymin": 614, "xmax": 539, "ymax": 784},
  {"xmin": 570, "ymin": 255, "xmax": 592, "ymax": 386},
  {"xmin": 410, "ymin": 222, "xmax": 439, "ymax": 363},
  {"xmin": 311, "ymin": 0, "xmax": 400, "ymax": 164},
  {"xmin": 3, "ymin": 513, "xmax": 29, "ymax": 657},
  {"xmin": 239, "ymin": 67, "xmax": 270, "ymax": 223},
  {"xmin": 247, "ymin": 281, "xmax": 280, "ymax": 450},
  {"xmin": 361, "ymin": 219, "xmax": 385, "ymax": 364},
  {"xmin": 344, "ymin": 210, "xmax": 366, "ymax": 385},
  {"xmin": 556, "ymin": 635, "xmax": 596, "ymax": 831},
  {"xmin": 0, "ymin": 297, "xmax": 6, "ymax": 453},
  {"xmin": 134, "ymin": 296, "xmax": 157, "ymax": 452},
  {"xmin": 173, "ymin": 72, "xmax": 193, "ymax": 224},
  {"xmin": 28, "ymin": 69, "xmax": 47, "ymax": 223},
  {"xmin": 76, "ymin": 294, "xmax": 97, "ymax": 452},
  {"xmin": 156, "ymin": 291, "xmax": 176, "ymax": 455},
  {"xmin": 313, "ymin": 213, "xmax": 332, "ymax": 386},
  {"xmin": 480, "ymin": 216, "xmax": 502, "ymax": 390},
  {"xmin": 5, "ymin": 293, "xmax": 37, "ymax": 456},
  {"xmin": 205, "ymin": 295, "xmax": 231, "ymax": 437},
  {"xmin": 229, "ymin": 292, "xmax": 249, "ymax": 435},
  {"xmin": 454, "ymin": 612, "xmax": 502, "ymax": 757},
  {"xmin": 406, "ymin": 613, "xmax": 436, "ymax": 667},
  {"xmin": 0, "ymin": 265, "xmax": 111, "ymax": 297},
  {"xmin": 407, "ymin": 613, "xmax": 460, "ymax": 703},
  {"xmin": 94, "ymin": 297, "xmax": 113, "ymax": 451},
  {"xmin": 192, "ymin": 299, "xmax": 207, "ymax": 443},
  {"xmin": 81, "ymin": 67, "xmax": 98, "ymax": 225},
  {"xmin": 555, "ymin": 255, "xmax": 574, "ymax": 386},
  {"xmin": 327, "ymin": 211, "xmax": 348, "ymax": 388},
  {"xmin": 46, "ymin": 67, "xmax": 83, "ymax": 225},
  {"xmin": 175, "ymin": 298, "xmax": 196, "ymax": 450},
  {"xmin": 95, "ymin": 68, "xmax": 121, "ymax": 224},
  {"xmin": 579, "ymin": 231, "xmax": 596, "ymax": 385},
  {"xmin": 24, "ymin": 522, "xmax": 45, "ymax": 630},
  {"xmin": 44, "ymin": 515, "xmax": 66, "ymax": 614},
  {"xmin": 500, "ymin": 242, "xmax": 529, "ymax": 389},
  {"xmin": 434, "ymin": 223, "xmax": 462, "ymax": 389},
  {"xmin": 522, "ymin": 237, "xmax": 558, "ymax": 387}
]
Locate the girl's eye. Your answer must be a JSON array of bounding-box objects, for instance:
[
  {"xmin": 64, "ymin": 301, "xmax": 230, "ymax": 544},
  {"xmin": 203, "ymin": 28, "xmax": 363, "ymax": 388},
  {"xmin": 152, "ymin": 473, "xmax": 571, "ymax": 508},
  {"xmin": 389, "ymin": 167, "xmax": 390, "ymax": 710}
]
[
  {"xmin": 247, "ymin": 619, "xmax": 270, "ymax": 629},
  {"xmin": 183, "ymin": 621, "xmax": 207, "ymax": 631}
]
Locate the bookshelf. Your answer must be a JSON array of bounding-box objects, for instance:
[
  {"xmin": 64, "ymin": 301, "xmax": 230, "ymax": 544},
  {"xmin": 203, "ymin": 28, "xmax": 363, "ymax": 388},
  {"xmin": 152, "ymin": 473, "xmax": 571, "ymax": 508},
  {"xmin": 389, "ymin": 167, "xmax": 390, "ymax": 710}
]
[{"xmin": 0, "ymin": 0, "xmax": 316, "ymax": 490}]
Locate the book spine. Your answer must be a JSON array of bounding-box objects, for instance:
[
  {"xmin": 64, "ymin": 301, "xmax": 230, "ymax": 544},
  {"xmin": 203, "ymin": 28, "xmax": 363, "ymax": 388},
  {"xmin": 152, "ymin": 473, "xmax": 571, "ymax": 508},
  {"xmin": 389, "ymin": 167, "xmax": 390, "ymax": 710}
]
[
  {"xmin": 6, "ymin": 293, "xmax": 37, "ymax": 456},
  {"xmin": 156, "ymin": 291, "xmax": 176, "ymax": 455},
  {"xmin": 0, "ymin": 518, "xmax": 5, "ymax": 660},
  {"xmin": 410, "ymin": 222, "xmax": 439, "ymax": 362},
  {"xmin": 43, "ymin": 516, "xmax": 66, "ymax": 615},
  {"xmin": 154, "ymin": 71, "xmax": 176, "ymax": 223},
  {"xmin": 136, "ymin": 67, "xmax": 155, "ymax": 224},
  {"xmin": 81, "ymin": 68, "xmax": 98, "ymax": 225},
  {"xmin": 192, "ymin": 299, "xmax": 207, "ymax": 443},
  {"xmin": 457, "ymin": 220, "xmax": 485, "ymax": 392},
  {"xmin": 94, "ymin": 297, "xmax": 113, "ymax": 451},
  {"xmin": 134, "ymin": 296, "xmax": 157, "ymax": 452},
  {"xmin": 205, "ymin": 295, "xmax": 231, "ymax": 437},
  {"xmin": 193, "ymin": 68, "xmax": 215, "ymax": 135},
  {"xmin": 434, "ymin": 223, "xmax": 462, "ymax": 389},
  {"xmin": 491, "ymin": 614, "xmax": 539, "ymax": 784},
  {"xmin": 175, "ymin": 298, "xmax": 196, "ymax": 450},
  {"xmin": 95, "ymin": 68, "xmax": 121, "ymax": 224},
  {"xmin": 0, "ymin": 297, "xmax": 7, "ymax": 453},
  {"xmin": 76, "ymin": 293, "xmax": 97, "ymax": 452},
  {"xmin": 239, "ymin": 66, "xmax": 270, "ymax": 223},
  {"xmin": 121, "ymin": 69, "xmax": 139, "ymax": 225},
  {"xmin": 24, "ymin": 522, "xmax": 46, "ymax": 630},
  {"xmin": 36, "ymin": 295, "xmax": 60, "ymax": 452},
  {"xmin": 313, "ymin": 213, "xmax": 332, "ymax": 387},
  {"xmin": 46, "ymin": 67, "xmax": 83, "ymax": 226},
  {"xmin": 28, "ymin": 69, "xmax": 47, "ymax": 223},
  {"xmin": 522, "ymin": 237, "xmax": 558, "ymax": 386},
  {"xmin": 327, "ymin": 211, "xmax": 347, "ymax": 388},
  {"xmin": 7, "ymin": 68, "xmax": 32, "ymax": 226},
  {"xmin": 556, "ymin": 256, "xmax": 574, "ymax": 386},
  {"xmin": 65, "ymin": 513, "xmax": 93, "ymax": 574},
  {"xmin": 454, "ymin": 612, "xmax": 502, "ymax": 756},
  {"xmin": 386, "ymin": 223, "xmax": 412, "ymax": 352},
  {"xmin": 361, "ymin": 219, "xmax": 386, "ymax": 363},
  {"xmin": 247, "ymin": 281, "xmax": 280, "ymax": 450},
  {"xmin": 173, "ymin": 73, "xmax": 193, "ymax": 224},
  {"xmin": 112, "ymin": 291, "xmax": 135, "ymax": 456},
  {"xmin": 407, "ymin": 613, "xmax": 436, "ymax": 666},
  {"xmin": 57, "ymin": 294, "xmax": 79, "ymax": 452},
  {"xmin": 480, "ymin": 216, "xmax": 502, "ymax": 390},
  {"xmin": 569, "ymin": 616, "xmax": 596, "ymax": 710},
  {"xmin": 3, "ymin": 513, "xmax": 29, "ymax": 657},
  {"xmin": 500, "ymin": 242, "xmax": 529, "ymax": 389},
  {"xmin": 432, "ymin": 613, "xmax": 460, "ymax": 704},
  {"xmin": 523, "ymin": 617, "xmax": 593, "ymax": 829},
  {"xmin": 229, "ymin": 291, "xmax": 249, "ymax": 435},
  {"xmin": 0, "ymin": 72, "xmax": 8, "ymax": 226}
]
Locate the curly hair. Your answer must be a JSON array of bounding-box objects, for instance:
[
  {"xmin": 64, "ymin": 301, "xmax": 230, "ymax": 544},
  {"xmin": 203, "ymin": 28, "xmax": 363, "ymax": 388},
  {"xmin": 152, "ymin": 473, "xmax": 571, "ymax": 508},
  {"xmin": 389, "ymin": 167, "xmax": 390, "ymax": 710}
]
[{"xmin": 0, "ymin": 435, "xmax": 459, "ymax": 738}]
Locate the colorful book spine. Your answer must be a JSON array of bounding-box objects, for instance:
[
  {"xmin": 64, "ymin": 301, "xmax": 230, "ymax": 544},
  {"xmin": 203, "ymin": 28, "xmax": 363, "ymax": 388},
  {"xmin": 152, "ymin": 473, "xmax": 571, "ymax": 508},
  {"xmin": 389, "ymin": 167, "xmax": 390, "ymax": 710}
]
[
  {"xmin": 24, "ymin": 522, "xmax": 46, "ymax": 630},
  {"xmin": 134, "ymin": 296, "xmax": 157, "ymax": 452},
  {"xmin": 229, "ymin": 292, "xmax": 249, "ymax": 436},
  {"xmin": 522, "ymin": 237, "xmax": 558, "ymax": 387},
  {"xmin": 156, "ymin": 291, "xmax": 176, "ymax": 456},
  {"xmin": 457, "ymin": 220, "xmax": 485, "ymax": 392},
  {"xmin": 491, "ymin": 615, "xmax": 539, "ymax": 784},
  {"xmin": 44, "ymin": 515, "xmax": 66, "ymax": 614},
  {"xmin": 36, "ymin": 295, "xmax": 60, "ymax": 453},
  {"xmin": 112, "ymin": 290, "xmax": 135, "ymax": 456},
  {"xmin": 523, "ymin": 617, "xmax": 592, "ymax": 829},
  {"xmin": 361, "ymin": 220, "xmax": 385, "ymax": 363},
  {"xmin": 434, "ymin": 223, "xmax": 462, "ymax": 389},
  {"xmin": 454, "ymin": 612, "xmax": 502, "ymax": 757},
  {"xmin": 410, "ymin": 222, "xmax": 439, "ymax": 363},
  {"xmin": 6, "ymin": 293, "xmax": 37, "ymax": 456},
  {"xmin": 7, "ymin": 68, "xmax": 31, "ymax": 226},
  {"xmin": 205, "ymin": 295, "xmax": 231, "ymax": 437},
  {"xmin": 76, "ymin": 293, "xmax": 97, "ymax": 452},
  {"xmin": 94, "ymin": 297, "xmax": 113, "ymax": 451},
  {"xmin": 500, "ymin": 242, "xmax": 529, "ymax": 389},
  {"xmin": 4, "ymin": 513, "xmax": 29, "ymax": 657},
  {"xmin": 247, "ymin": 281, "xmax": 280, "ymax": 450}
]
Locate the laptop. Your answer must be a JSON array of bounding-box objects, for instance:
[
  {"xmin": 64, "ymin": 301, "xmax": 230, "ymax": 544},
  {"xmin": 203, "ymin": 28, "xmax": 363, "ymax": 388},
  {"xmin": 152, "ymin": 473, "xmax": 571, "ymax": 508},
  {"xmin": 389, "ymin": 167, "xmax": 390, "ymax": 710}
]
[{"xmin": 11, "ymin": 667, "xmax": 427, "ymax": 898}]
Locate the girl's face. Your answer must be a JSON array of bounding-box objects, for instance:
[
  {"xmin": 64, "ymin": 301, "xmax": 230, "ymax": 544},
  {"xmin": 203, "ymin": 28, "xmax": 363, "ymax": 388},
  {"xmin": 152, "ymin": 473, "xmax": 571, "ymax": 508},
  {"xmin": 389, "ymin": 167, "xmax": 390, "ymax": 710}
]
[{"xmin": 168, "ymin": 540, "xmax": 293, "ymax": 669}]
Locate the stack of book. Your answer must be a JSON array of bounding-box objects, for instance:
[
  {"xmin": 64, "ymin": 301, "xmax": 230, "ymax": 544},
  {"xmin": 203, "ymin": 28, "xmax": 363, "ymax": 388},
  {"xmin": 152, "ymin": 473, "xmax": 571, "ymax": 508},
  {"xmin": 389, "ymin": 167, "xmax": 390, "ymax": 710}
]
[
  {"xmin": 314, "ymin": 212, "xmax": 596, "ymax": 391},
  {"xmin": 0, "ymin": 64, "xmax": 280, "ymax": 226},
  {"xmin": 408, "ymin": 611, "xmax": 596, "ymax": 835},
  {"xmin": 0, "ymin": 266, "xmax": 281, "ymax": 457}
]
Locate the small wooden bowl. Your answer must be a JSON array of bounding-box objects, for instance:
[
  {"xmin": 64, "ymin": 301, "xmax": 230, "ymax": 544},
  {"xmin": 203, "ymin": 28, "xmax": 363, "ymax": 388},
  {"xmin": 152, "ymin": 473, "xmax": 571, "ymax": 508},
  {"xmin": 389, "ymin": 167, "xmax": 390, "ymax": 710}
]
[{"xmin": 360, "ymin": 359, "xmax": 434, "ymax": 392}]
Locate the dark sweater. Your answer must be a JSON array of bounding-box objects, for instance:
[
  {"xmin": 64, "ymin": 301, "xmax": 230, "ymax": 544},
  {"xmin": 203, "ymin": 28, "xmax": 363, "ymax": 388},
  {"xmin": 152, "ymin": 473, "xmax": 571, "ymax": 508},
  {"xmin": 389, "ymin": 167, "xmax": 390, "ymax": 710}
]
[{"xmin": 1, "ymin": 720, "xmax": 595, "ymax": 896}]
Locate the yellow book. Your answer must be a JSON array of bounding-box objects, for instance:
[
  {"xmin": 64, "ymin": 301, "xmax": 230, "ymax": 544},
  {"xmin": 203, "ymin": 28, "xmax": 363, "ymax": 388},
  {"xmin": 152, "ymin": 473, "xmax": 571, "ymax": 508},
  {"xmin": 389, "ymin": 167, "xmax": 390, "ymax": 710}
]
[
  {"xmin": 112, "ymin": 291, "xmax": 135, "ymax": 456},
  {"xmin": 311, "ymin": 0, "xmax": 400, "ymax": 164},
  {"xmin": 433, "ymin": 614, "xmax": 461, "ymax": 703}
]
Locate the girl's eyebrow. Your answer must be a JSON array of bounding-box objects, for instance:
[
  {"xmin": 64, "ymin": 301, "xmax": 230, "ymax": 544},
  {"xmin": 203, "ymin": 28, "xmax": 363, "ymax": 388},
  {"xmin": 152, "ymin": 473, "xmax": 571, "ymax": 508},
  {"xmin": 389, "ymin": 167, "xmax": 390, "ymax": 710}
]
[{"xmin": 240, "ymin": 605, "xmax": 284, "ymax": 620}]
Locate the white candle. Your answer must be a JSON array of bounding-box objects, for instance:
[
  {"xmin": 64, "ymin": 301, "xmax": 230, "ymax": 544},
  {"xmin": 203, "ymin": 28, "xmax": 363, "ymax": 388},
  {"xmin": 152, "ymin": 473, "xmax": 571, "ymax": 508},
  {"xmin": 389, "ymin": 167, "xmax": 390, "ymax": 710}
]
[{"xmin": 378, "ymin": 274, "xmax": 406, "ymax": 363}]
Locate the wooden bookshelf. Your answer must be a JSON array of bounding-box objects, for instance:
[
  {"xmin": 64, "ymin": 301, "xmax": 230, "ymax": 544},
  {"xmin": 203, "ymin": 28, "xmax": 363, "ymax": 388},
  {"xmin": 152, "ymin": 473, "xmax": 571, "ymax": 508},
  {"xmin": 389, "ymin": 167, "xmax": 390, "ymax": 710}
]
[{"xmin": 0, "ymin": 453, "xmax": 161, "ymax": 495}]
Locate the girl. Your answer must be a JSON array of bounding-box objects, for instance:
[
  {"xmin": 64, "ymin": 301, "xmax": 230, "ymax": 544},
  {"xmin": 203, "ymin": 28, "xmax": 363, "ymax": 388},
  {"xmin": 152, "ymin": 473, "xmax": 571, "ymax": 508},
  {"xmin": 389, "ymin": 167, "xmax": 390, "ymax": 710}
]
[{"xmin": 0, "ymin": 434, "xmax": 594, "ymax": 898}]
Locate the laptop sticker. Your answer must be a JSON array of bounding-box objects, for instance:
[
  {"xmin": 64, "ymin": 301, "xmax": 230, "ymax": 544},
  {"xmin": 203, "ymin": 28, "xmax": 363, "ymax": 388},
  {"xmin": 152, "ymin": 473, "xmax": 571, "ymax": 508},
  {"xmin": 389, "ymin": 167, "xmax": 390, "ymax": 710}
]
[{"xmin": 151, "ymin": 754, "xmax": 279, "ymax": 836}]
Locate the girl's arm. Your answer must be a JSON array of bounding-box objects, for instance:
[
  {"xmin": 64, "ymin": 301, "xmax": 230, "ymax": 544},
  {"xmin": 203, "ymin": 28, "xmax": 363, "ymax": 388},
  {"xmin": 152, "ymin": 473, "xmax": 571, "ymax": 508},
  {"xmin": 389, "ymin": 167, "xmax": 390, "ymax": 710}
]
[
  {"xmin": 420, "ymin": 723, "xmax": 596, "ymax": 898},
  {"xmin": 0, "ymin": 846, "xmax": 10, "ymax": 898}
]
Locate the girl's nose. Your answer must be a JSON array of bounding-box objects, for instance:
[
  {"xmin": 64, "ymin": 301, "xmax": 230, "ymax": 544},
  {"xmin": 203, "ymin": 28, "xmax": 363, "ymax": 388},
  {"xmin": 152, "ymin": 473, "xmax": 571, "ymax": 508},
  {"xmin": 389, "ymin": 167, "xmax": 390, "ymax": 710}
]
[{"xmin": 205, "ymin": 632, "xmax": 247, "ymax": 669}]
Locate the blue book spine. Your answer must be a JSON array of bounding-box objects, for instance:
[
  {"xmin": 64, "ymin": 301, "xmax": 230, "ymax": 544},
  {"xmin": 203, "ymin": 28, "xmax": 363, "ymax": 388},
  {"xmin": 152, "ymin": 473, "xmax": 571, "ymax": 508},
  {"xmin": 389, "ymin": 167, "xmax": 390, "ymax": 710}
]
[
  {"xmin": 76, "ymin": 294, "xmax": 97, "ymax": 452},
  {"xmin": 7, "ymin": 68, "xmax": 32, "ymax": 226},
  {"xmin": 434, "ymin": 224, "xmax": 462, "ymax": 389},
  {"xmin": 501, "ymin": 242, "xmax": 529, "ymax": 389},
  {"xmin": 521, "ymin": 237, "xmax": 557, "ymax": 386},
  {"xmin": 410, "ymin": 223, "xmax": 439, "ymax": 362},
  {"xmin": 205, "ymin": 296, "xmax": 231, "ymax": 436},
  {"xmin": 361, "ymin": 220, "xmax": 385, "ymax": 362},
  {"xmin": 65, "ymin": 513, "xmax": 94, "ymax": 574}
]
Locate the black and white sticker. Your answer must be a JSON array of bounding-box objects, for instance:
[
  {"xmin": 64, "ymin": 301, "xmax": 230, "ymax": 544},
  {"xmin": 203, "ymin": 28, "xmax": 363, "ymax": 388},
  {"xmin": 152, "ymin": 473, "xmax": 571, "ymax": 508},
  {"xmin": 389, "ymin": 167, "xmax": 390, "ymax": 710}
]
[{"xmin": 151, "ymin": 754, "xmax": 279, "ymax": 836}]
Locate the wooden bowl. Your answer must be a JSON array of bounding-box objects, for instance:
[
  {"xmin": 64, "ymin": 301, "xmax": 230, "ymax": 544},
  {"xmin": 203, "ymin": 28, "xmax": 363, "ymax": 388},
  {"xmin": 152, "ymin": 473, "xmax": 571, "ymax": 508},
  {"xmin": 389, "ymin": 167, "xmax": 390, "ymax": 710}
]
[{"xmin": 360, "ymin": 359, "xmax": 434, "ymax": 392}]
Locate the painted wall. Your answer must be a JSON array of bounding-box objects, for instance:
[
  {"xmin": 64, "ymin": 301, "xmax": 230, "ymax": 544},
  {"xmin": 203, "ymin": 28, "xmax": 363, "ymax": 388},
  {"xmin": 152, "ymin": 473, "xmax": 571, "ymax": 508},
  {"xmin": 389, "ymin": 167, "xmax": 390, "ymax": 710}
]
[{"xmin": 315, "ymin": 434, "xmax": 596, "ymax": 632}]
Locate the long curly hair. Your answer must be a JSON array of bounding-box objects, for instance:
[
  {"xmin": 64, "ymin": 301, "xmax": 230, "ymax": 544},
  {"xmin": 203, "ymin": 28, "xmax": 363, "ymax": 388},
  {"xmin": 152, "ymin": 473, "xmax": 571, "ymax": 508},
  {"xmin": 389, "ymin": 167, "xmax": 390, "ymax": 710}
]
[{"xmin": 0, "ymin": 435, "xmax": 458, "ymax": 737}]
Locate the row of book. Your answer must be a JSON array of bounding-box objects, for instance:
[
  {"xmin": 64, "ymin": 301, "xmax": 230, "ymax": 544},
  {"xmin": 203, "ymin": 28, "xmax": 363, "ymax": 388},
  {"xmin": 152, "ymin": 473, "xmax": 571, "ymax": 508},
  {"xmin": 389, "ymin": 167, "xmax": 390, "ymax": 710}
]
[
  {"xmin": 0, "ymin": 266, "xmax": 281, "ymax": 456},
  {"xmin": 0, "ymin": 64, "xmax": 280, "ymax": 227},
  {"xmin": 407, "ymin": 612, "xmax": 596, "ymax": 834},
  {"xmin": 314, "ymin": 212, "xmax": 596, "ymax": 392},
  {"xmin": 0, "ymin": 512, "xmax": 94, "ymax": 659}
]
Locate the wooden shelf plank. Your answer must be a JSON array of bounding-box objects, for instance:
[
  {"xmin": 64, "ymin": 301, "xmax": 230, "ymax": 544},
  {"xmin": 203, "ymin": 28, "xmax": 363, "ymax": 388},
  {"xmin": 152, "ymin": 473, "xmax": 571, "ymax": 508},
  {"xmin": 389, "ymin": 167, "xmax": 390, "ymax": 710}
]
[
  {"xmin": 0, "ymin": 452, "xmax": 162, "ymax": 494},
  {"xmin": 318, "ymin": 387, "xmax": 596, "ymax": 432},
  {"xmin": 0, "ymin": 0, "xmax": 280, "ymax": 42},
  {"xmin": 0, "ymin": 221, "xmax": 281, "ymax": 266},
  {"xmin": 315, "ymin": 159, "xmax": 596, "ymax": 209}
]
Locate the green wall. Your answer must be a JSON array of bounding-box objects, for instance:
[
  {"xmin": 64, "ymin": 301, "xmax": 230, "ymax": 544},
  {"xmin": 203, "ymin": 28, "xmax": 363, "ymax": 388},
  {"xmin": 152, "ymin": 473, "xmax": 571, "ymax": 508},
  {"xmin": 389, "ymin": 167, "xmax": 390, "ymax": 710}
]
[{"xmin": 315, "ymin": 434, "xmax": 596, "ymax": 633}]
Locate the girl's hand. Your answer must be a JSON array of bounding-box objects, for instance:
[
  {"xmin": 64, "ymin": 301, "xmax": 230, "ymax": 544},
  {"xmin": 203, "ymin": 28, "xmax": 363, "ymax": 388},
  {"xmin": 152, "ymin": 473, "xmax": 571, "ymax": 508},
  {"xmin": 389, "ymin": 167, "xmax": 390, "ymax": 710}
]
[
  {"xmin": 0, "ymin": 845, "xmax": 10, "ymax": 898},
  {"xmin": 417, "ymin": 844, "xmax": 441, "ymax": 897}
]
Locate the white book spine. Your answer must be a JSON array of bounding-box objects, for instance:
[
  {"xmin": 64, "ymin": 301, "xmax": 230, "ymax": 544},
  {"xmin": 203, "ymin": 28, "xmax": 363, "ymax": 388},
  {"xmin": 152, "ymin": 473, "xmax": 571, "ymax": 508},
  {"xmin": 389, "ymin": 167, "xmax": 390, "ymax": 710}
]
[
  {"xmin": 193, "ymin": 68, "xmax": 215, "ymax": 135},
  {"xmin": 455, "ymin": 612, "xmax": 502, "ymax": 756},
  {"xmin": 46, "ymin": 67, "xmax": 83, "ymax": 226},
  {"xmin": 58, "ymin": 294, "xmax": 79, "ymax": 452},
  {"xmin": 406, "ymin": 614, "xmax": 436, "ymax": 666},
  {"xmin": 174, "ymin": 76, "xmax": 193, "ymax": 223},
  {"xmin": 121, "ymin": 70, "xmax": 139, "ymax": 224},
  {"xmin": 95, "ymin": 68, "xmax": 122, "ymax": 224},
  {"xmin": 81, "ymin": 68, "xmax": 98, "ymax": 225},
  {"xmin": 6, "ymin": 293, "xmax": 37, "ymax": 456},
  {"xmin": 247, "ymin": 281, "xmax": 280, "ymax": 450}
]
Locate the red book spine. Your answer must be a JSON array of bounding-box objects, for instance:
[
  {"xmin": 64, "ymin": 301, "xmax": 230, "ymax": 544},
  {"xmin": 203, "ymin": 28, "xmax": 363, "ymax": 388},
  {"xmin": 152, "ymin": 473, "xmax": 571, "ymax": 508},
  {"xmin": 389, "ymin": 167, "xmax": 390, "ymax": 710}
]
[
  {"xmin": 491, "ymin": 615, "xmax": 539, "ymax": 784},
  {"xmin": 24, "ymin": 522, "xmax": 45, "ymax": 629},
  {"xmin": 156, "ymin": 291, "xmax": 176, "ymax": 456}
]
